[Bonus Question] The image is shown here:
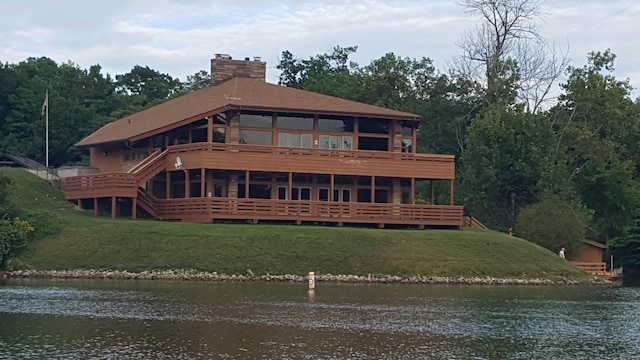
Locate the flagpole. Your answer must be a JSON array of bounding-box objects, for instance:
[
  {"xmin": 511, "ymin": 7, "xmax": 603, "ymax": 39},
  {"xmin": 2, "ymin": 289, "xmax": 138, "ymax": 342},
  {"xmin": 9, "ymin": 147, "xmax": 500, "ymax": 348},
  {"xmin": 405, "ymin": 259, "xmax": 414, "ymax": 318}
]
[{"xmin": 45, "ymin": 90, "xmax": 49, "ymax": 169}]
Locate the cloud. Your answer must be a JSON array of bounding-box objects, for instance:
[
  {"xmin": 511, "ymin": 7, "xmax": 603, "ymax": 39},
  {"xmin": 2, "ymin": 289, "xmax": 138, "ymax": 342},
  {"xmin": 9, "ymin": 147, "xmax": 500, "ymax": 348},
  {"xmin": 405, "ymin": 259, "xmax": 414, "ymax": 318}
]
[{"xmin": 0, "ymin": 0, "xmax": 638, "ymax": 95}]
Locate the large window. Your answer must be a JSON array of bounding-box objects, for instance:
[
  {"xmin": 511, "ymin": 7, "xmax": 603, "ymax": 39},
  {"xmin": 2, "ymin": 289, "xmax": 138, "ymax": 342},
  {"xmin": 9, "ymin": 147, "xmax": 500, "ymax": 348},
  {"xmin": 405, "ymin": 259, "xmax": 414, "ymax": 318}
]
[
  {"xmin": 401, "ymin": 122, "xmax": 414, "ymax": 136},
  {"xmin": 277, "ymin": 114, "xmax": 314, "ymax": 130},
  {"xmin": 318, "ymin": 188, "xmax": 351, "ymax": 202},
  {"xmin": 358, "ymin": 118, "xmax": 389, "ymax": 134},
  {"xmin": 318, "ymin": 117, "xmax": 354, "ymax": 132},
  {"xmin": 278, "ymin": 133, "xmax": 313, "ymax": 148},
  {"xmin": 358, "ymin": 136, "xmax": 388, "ymax": 151},
  {"xmin": 239, "ymin": 112, "xmax": 272, "ymax": 128},
  {"xmin": 239, "ymin": 130, "xmax": 272, "ymax": 145},
  {"xmin": 319, "ymin": 135, "xmax": 352, "ymax": 150},
  {"xmin": 278, "ymin": 186, "xmax": 311, "ymax": 200}
]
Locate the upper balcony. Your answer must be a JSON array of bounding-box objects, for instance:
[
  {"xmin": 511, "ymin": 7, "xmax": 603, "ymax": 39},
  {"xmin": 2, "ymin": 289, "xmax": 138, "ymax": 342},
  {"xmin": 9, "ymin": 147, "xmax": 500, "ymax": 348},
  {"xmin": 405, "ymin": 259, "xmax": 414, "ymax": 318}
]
[{"xmin": 166, "ymin": 143, "xmax": 455, "ymax": 179}]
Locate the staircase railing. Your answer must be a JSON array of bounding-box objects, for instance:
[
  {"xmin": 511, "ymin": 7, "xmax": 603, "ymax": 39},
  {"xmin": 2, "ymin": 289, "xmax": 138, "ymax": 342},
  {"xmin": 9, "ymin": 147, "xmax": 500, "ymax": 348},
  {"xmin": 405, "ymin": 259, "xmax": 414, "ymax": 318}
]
[{"xmin": 129, "ymin": 149, "xmax": 169, "ymax": 186}]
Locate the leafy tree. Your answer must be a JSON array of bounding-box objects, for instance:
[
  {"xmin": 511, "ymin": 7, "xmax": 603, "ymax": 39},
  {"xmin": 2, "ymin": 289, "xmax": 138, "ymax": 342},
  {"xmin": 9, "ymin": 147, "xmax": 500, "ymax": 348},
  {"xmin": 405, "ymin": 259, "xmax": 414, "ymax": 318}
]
[
  {"xmin": 516, "ymin": 196, "xmax": 591, "ymax": 257},
  {"xmin": 277, "ymin": 45, "xmax": 362, "ymax": 99},
  {"xmin": 115, "ymin": 65, "xmax": 181, "ymax": 102},
  {"xmin": 610, "ymin": 218, "xmax": 640, "ymax": 270},
  {"xmin": 552, "ymin": 50, "xmax": 640, "ymax": 239},
  {"xmin": 460, "ymin": 108, "xmax": 555, "ymax": 229},
  {"xmin": 177, "ymin": 70, "xmax": 211, "ymax": 95}
]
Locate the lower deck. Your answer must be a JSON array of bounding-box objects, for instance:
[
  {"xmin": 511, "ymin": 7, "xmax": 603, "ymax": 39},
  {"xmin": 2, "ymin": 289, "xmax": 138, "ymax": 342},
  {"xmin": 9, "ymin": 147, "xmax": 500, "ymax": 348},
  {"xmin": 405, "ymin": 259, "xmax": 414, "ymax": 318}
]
[{"xmin": 80, "ymin": 193, "xmax": 464, "ymax": 229}]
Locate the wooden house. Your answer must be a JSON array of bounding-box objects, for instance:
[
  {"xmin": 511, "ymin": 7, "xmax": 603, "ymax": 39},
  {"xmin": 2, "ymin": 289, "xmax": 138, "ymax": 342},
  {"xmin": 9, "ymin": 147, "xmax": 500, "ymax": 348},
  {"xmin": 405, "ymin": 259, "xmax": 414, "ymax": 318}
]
[
  {"xmin": 571, "ymin": 239, "xmax": 608, "ymax": 275},
  {"xmin": 62, "ymin": 55, "xmax": 464, "ymax": 228}
]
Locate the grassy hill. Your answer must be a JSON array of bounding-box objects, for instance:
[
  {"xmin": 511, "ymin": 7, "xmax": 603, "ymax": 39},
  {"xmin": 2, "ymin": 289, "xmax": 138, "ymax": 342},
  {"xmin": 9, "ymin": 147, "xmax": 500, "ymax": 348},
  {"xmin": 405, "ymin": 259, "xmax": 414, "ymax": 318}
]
[{"xmin": 1, "ymin": 168, "xmax": 593, "ymax": 281}]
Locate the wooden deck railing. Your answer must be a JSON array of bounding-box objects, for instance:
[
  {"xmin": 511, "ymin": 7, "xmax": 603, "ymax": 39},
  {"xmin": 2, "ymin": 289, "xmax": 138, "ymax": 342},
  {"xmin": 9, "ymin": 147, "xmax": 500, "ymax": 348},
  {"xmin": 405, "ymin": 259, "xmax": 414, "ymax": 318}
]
[
  {"xmin": 146, "ymin": 196, "xmax": 464, "ymax": 227},
  {"xmin": 570, "ymin": 262, "xmax": 622, "ymax": 278},
  {"xmin": 62, "ymin": 172, "xmax": 137, "ymax": 199},
  {"xmin": 167, "ymin": 142, "xmax": 455, "ymax": 164}
]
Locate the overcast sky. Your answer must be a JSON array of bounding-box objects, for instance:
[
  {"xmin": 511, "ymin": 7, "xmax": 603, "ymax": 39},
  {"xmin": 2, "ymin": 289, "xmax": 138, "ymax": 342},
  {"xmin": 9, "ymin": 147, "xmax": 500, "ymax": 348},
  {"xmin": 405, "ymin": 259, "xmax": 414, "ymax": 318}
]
[{"xmin": 2, "ymin": 0, "xmax": 639, "ymax": 97}]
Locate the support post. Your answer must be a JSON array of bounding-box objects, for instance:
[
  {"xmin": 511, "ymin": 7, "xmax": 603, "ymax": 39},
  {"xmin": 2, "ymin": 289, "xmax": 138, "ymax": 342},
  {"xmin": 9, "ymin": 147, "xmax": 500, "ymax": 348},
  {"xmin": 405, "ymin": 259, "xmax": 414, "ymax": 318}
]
[
  {"xmin": 207, "ymin": 116, "xmax": 213, "ymax": 142},
  {"xmin": 185, "ymin": 170, "xmax": 190, "ymax": 198},
  {"xmin": 245, "ymin": 170, "xmax": 250, "ymax": 198},
  {"xmin": 94, "ymin": 198, "xmax": 98, "ymax": 216},
  {"xmin": 450, "ymin": 179, "xmax": 454, "ymax": 205},
  {"xmin": 201, "ymin": 168, "xmax": 206, "ymax": 198},
  {"xmin": 371, "ymin": 176, "xmax": 375, "ymax": 203},
  {"xmin": 166, "ymin": 172, "xmax": 171, "ymax": 199},
  {"xmin": 111, "ymin": 196, "xmax": 117, "ymax": 220},
  {"xmin": 410, "ymin": 178, "xmax": 415, "ymax": 204},
  {"xmin": 431, "ymin": 180, "xmax": 435, "ymax": 205},
  {"xmin": 288, "ymin": 172, "xmax": 293, "ymax": 200},
  {"xmin": 131, "ymin": 197, "xmax": 137, "ymax": 220},
  {"xmin": 330, "ymin": 174, "xmax": 335, "ymax": 202}
]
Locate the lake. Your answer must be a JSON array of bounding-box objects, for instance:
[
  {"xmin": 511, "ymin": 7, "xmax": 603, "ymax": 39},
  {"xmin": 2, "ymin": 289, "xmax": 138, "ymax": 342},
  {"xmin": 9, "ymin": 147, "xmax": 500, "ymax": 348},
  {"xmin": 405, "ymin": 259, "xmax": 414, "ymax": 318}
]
[{"xmin": 0, "ymin": 278, "xmax": 638, "ymax": 359}]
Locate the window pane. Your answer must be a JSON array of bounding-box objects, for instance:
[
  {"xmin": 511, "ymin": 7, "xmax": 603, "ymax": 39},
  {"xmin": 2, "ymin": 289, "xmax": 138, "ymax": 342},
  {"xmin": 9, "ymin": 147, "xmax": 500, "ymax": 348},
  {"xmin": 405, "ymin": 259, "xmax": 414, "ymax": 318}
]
[
  {"xmin": 319, "ymin": 135, "xmax": 331, "ymax": 149},
  {"xmin": 342, "ymin": 136, "xmax": 352, "ymax": 150},
  {"xmin": 342, "ymin": 189, "xmax": 351, "ymax": 202},
  {"xmin": 318, "ymin": 117, "xmax": 354, "ymax": 132},
  {"xmin": 289, "ymin": 133, "xmax": 301, "ymax": 147},
  {"xmin": 330, "ymin": 136, "xmax": 341, "ymax": 149},
  {"xmin": 277, "ymin": 115, "xmax": 314, "ymax": 130},
  {"xmin": 301, "ymin": 134, "xmax": 313, "ymax": 148},
  {"xmin": 240, "ymin": 130, "xmax": 272, "ymax": 145},
  {"xmin": 358, "ymin": 136, "xmax": 388, "ymax": 151},
  {"xmin": 300, "ymin": 187, "xmax": 311, "ymax": 200},
  {"xmin": 333, "ymin": 189, "xmax": 340, "ymax": 201},
  {"xmin": 401, "ymin": 122, "xmax": 413, "ymax": 136},
  {"xmin": 358, "ymin": 118, "xmax": 389, "ymax": 134},
  {"xmin": 278, "ymin": 186, "xmax": 287, "ymax": 200},
  {"xmin": 278, "ymin": 133, "xmax": 288, "ymax": 147},
  {"xmin": 239, "ymin": 113, "xmax": 272, "ymax": 128},
  {"xmin": 402, "ymin": 139, "xmax": 413, "ymax": 153},
  {"xmin": 292, "ymin": 187, "xmax": 299, "ymax": 200},
  {"xmin": 213, "ymin": 128, "xmax": 226, "ymax": 143},
  {"xmin": 319, "ymin": 188, "xmax": 329, "ymax": 201},
  {"xmin": 214, "ymin": 114, "xmax": 227, "ymax": 125}
]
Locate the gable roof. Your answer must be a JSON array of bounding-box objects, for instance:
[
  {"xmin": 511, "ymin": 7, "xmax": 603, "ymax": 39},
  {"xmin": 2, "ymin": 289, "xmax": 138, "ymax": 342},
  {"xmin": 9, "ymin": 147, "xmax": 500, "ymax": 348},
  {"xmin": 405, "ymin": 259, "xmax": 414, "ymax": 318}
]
[
  {"xmin": 581, "ymin": 239, "xmax": 607, "ymax": 249},
  {"xmin": 76, "ymin": 77, "xmax": 420, "ymax": 147}
]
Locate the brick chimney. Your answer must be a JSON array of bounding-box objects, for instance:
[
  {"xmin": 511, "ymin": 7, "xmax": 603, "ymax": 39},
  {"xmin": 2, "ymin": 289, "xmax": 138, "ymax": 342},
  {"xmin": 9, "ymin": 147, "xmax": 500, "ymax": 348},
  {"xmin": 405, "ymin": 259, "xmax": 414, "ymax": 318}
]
[{"xmin": 210, "ymin": 54, "xmax": 266, "ymax": 86}]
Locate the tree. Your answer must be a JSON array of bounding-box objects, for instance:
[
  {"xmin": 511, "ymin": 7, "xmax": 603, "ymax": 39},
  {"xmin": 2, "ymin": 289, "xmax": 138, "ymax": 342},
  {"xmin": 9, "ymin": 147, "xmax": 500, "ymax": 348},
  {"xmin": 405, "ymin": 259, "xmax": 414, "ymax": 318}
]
[
  {"xmin": 452, "ymin": 0, "xmax": 567, "ymax": 112},
  {"xmin": 552, "ymin": 50, "xmax": 640, "ymax": 239},
  {"xmin": 115, "ymin": 65, "xmax": 181, "ymax": 102},
  {"xmin": 277, "ymin": 45, "xmax": 362, "ymax": 99},
  {"xmin": 460, "ymin": 108, "xmax": 555, "ymax": 229},
  {"xmin": 177, "ymin": 70, "xmax": 211, "ymax": 95},
  {"xmin": 516, "ymin": 196, "xmax": 591, "ymax": 256}
]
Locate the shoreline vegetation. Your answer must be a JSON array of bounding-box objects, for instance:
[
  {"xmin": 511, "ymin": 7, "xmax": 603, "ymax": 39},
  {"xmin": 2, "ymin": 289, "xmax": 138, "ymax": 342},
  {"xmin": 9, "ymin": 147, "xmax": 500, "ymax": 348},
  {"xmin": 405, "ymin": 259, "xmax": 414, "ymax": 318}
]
[
  {"xmin": 1, "ymin": 168, "xmax": 608, "ymax": 285},
  {"xmin": 1, "ymin": 269, "xmax": 616, "ymax": 286}
]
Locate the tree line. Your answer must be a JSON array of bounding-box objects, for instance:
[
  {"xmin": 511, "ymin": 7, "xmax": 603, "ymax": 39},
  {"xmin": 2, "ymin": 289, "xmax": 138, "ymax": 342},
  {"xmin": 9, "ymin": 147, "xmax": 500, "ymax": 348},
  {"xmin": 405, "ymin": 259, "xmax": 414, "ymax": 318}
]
[
  {"xmin": 1, "ymin": 0, "xmax": 639, "ymax": 270},
  {"xmin": 0, "ymin": 59, "xmax": 210, "ymax": 167}
]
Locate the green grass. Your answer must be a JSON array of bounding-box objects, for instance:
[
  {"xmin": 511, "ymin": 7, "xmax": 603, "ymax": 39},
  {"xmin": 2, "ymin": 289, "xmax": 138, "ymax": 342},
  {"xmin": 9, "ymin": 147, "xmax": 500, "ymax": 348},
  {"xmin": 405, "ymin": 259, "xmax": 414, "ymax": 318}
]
[{"xmin": 2, "ymin": 168, "xmax": 594, "ymax": 281}]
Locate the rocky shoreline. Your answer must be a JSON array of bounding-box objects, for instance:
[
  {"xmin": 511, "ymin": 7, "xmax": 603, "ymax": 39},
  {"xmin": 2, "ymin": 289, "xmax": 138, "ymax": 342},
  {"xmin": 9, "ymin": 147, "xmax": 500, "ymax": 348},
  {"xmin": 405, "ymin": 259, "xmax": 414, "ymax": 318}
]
[{"xmin": 0, "ymin": 269, "xmax": 617, "ymax": 286}]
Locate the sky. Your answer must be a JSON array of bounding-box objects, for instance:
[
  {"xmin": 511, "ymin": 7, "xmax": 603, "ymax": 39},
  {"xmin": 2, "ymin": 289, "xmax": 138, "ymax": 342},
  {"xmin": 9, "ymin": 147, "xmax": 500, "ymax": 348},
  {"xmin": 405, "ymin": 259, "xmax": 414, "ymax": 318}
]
[{"xmin": 2, "ymin": 0, "xmax": 639, "ymax": 97}]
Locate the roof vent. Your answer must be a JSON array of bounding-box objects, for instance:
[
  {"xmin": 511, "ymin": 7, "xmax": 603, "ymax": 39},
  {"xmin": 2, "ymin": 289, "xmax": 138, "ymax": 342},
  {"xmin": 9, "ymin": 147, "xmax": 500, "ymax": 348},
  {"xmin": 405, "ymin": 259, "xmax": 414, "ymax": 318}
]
[
  {"xmin": 245, "ymin": 57, "xmax": 250, "ymax": 61},
  {"xmin": 254, "ymin": 56, "xmax": 262, "ymax": 62}
]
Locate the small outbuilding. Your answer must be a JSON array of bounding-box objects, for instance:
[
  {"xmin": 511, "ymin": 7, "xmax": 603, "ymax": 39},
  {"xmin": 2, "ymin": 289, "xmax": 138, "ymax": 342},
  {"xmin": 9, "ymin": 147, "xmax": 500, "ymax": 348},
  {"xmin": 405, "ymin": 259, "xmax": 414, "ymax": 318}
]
[{"xmin": 571, "ymin": 239, "xmax": 608, "ymax": 275}]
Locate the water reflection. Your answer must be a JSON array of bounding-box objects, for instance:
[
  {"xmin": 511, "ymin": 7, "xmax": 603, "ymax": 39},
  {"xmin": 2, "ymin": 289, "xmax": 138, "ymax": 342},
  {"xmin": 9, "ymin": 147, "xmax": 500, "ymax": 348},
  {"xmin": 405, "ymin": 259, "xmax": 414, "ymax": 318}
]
[{"xmin": 0, "ymin": 279, "xmax": 638, "ymax": 359}]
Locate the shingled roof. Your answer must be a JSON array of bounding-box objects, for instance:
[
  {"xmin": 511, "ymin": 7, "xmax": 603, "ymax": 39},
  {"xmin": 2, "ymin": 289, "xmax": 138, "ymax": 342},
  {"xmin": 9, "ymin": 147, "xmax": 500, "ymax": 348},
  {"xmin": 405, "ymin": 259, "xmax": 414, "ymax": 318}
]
[{"xmin": 76, "ymin": 77, "xmax": 420, "ymax": 147}]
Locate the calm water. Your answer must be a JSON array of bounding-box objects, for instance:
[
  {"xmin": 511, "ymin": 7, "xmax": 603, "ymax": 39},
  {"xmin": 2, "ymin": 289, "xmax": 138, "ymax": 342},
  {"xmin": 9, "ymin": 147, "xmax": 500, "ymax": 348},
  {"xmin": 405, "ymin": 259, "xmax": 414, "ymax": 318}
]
[{"xmin": 0, "ymin": 279, "xmax": 638, "ymax": 359}]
